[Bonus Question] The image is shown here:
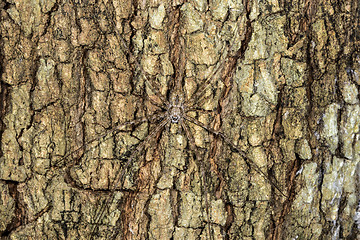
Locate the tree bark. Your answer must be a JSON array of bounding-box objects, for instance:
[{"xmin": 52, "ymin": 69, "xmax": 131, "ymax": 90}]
[{"xmin": 0, "ymin": 0, "xmax": 359, "ymax": 239}]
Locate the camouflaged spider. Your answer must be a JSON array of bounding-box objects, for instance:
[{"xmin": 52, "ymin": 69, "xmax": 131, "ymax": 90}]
[{"xmin": 81, "ymin": 32, "xmax": 287, "ymax": 239}]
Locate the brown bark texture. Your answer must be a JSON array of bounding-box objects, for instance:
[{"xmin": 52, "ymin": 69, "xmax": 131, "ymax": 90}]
[{"xmin": 0, "ymin": 0, "xmax": 359, "ymax": 239}]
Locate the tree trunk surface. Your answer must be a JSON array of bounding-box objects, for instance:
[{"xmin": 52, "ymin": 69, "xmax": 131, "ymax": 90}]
[{"xmin": 0, "ymin": 0, "xmax": 359, "ymax": 239}]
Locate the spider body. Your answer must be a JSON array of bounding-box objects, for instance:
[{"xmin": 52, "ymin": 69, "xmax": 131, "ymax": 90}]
[{"xmin": 167, "ymin": 92, "xmax": 185, "ymax": 124}]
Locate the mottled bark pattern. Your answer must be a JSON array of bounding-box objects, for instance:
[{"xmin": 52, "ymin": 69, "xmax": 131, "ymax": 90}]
[{"xmin": 0, "ymin": 0, "xmax": 359, "ymax": 239}]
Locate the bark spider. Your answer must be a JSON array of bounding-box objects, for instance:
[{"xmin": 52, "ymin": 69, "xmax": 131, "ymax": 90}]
[{"xmin": 62, "ymin": 6, "xmax": 287, "ymax": 240}]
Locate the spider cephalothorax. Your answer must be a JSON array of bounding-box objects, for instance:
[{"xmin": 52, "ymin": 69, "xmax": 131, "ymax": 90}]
[{"xmin": 167, "ymin": 92, "xmax": 185, "ymax": 123}]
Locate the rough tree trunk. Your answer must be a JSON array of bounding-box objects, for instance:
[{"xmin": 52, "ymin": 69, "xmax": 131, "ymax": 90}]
[{"xmin": 0, "ymin": 0, "xmax": 359, "ymax": 239}]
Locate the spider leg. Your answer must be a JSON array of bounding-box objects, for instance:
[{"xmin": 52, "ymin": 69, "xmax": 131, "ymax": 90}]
[
  {"xmin": 143, "ymin": 81, "xmax": 167, "ymax": 110},
  {"xmin": 185, "ymin": 22, "xmax": 244, "ymax": 110},
  {"xmin": 90, "ymin": 117, "xmax": 169, "ymax": 239},
  {"xmin": 55, "ymin": 111, "xmax": 165, "ymax": 167},
  {"xmin": 184, "ymin": 115, "xmax": 287, "ymax": 198},
  {"xmin": 115, "ymin": 32, "xmax": 169, "ymax": 108},
  {"xmin": 143, "ymin": 73, "xmax": 169, "ymax": 107},
  {"xmin": 184, "ymin": 43, "xmax": 229, "ymax": 109},
  {"xmin": 180, "ymin": 120, "xmax": 214, "ymax": 240},
  {"xmin": 186, "ymin": 107, "xmax": 215, "ymax": 115},
  {"xmin": 185, "ymin": 91, "xmax": 217, "ymax": 113}
]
